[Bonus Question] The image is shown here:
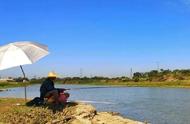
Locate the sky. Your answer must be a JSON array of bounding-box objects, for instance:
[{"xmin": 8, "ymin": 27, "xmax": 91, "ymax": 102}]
[{"xmin": 0, "ymin": 0, "xmax": 190, "ymax": 78}]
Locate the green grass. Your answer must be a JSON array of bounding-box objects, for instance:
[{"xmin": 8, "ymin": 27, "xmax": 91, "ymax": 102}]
[
  {"xmin": 0, "ymin": 82, "xmax": 30, "ymax": 89},
  {"xmin": 0, "ymin": 98, "xmax": 62, "ymax": 124},
  {"xmin": 63, "ymin": 80, "xmax": 190, "ymax": 88},
  {"xmin": 1, "ymin": 80, "xmax": 190, "ymax": 89}
]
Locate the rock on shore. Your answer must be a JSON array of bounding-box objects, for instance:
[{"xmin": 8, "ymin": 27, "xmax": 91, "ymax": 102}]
[{"xmin": 64, "ymin": 102, "xmax": 143, "ymax": 124}]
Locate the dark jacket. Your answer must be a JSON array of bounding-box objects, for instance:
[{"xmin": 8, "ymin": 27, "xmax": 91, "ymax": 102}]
[{"xmin": 40, "ymin": 78, "xmax": 56, "ymax": 99}]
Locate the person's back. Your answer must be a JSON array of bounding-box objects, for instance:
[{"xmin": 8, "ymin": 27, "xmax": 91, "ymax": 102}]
[
  {"xmin": 40, "ymin": 72, "xmax": 59, "ymax": 104},
  {"xmin": 40, "ymin": 78, "xmax": 55, "ymax": 99}
]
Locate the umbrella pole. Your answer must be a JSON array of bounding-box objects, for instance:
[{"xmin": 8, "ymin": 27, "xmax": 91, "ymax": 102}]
[{"xmin": 20, "ymin": 65, "xmax": 27, "ymax": 102}]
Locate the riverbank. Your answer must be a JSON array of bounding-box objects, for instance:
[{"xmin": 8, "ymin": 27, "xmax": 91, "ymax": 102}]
[
  {"xmin": 1, "ymin": 80, "xmax": 190, "ymax": 90},
  {"xmin": 0, "ymin": 82, "xmax": 29, "ymax": 89},
  {"xmin": 65, "ymin": 80, "xmax": 190, "ymax": 88},
  {"xmin": 0, "ymin": 98, "xmax": 144, "ymax": 124}
]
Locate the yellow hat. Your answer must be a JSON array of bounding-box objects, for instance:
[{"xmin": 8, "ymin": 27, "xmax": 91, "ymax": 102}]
[{"xmin": 48, "ymin": 71, "xmax": 57, "ymax": 78}]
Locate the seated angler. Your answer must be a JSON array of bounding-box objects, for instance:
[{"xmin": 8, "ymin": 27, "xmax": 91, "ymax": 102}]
[{"xmin": 40, "ymin": 72, "xmax": 70, "ymax": 104}]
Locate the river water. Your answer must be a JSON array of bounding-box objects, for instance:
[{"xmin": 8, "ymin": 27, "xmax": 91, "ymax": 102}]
[{"xmin": 0, "ymin": 84, "xmax": 190, "ymax": 124}]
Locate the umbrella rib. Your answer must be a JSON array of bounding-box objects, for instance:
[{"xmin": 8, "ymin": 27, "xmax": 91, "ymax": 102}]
[
  {"xmin": 15, "ymin": 45, "xmax": 35, "ymax": 63},
  {"xmin": 16, "ymin": 45, "xmax": 49, "ymax": 63},
  {"xmin": 25, "ymin": 45, "xmax": 48, "ymax": 63},
  {"xmin": 14, "ymin": 42, "xmax": 49, "ymax": 54},
  {"xmin": 31, "ymin": 44, "xmax": 49, "ymax": 54}
]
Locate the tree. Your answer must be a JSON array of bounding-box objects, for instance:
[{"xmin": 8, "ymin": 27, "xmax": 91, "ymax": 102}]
[{"xmin": 133, "ymin": 72, "xmax": 143, "ymax": 82}]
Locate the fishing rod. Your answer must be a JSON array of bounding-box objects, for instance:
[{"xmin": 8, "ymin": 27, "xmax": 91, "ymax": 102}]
[
  {"xmin": 58, "ymin": 86, "xmax": 124, "ymax": 91},
  {"xmin": 69, "ymin": 86, "xmax": 113, "ymax": 90},
  {"xmin": 69, "ymin": 100, "xmax": 116, "ymax": 105}
]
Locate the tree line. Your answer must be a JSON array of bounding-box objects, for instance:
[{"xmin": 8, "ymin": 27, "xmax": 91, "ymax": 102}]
[
  {"xmin": 11, "ymin": 69, "xmax": 190, "ymax": 84},
  {"xmin": 133, "ymin": 69, "xmax": 190, "ymax": 82}
]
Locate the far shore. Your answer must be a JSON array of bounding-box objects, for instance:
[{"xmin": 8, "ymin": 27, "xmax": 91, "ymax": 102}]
[
  {"xmin": 1, "ymin": 80, "xmax": 190, "ymax": 90},
  {"xmin": 0, "ymin": 81, "xmax": 30, "ymax": 89}
]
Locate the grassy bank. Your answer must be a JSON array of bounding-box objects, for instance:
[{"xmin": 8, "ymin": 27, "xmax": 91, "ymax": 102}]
[
  {"xmin": 63, "ymin": 81, "xmax": 190, "ymax": 88},
  {"xmin": 120, "ymin": 81, "xmax": 190, "ymax": 88},
  {"xmin": 1, "ymin": 80, "xmax": 190, "ymax": 90},
  {"xmin": 0, "ymin": 82, "xmax": 30, "ymax": 89},
  {"xmin": 0, "ymin": 98, "xmax": 143, "ymax": 124},
  {"xmin": 0, "ymin": 98, "xmax": 62, "ymax": 123}
]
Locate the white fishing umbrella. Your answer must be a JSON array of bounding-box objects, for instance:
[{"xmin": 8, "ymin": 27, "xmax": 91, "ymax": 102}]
[{"xmin": 0, "ymin": 41, "xmax": 49, "ymax": 101}]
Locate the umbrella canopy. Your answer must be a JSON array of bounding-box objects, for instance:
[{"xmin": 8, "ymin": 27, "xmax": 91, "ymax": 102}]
[{"xmin": 0, "ymin": 41, "xmax": 49, "ymax": 70}]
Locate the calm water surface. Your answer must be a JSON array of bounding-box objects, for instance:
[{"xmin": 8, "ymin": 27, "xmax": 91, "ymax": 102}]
[{"xmin": 0, "ymin": 84, "xmax": 190, "ymax": 124}]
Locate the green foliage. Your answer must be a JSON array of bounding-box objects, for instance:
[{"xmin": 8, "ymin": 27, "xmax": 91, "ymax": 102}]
[
  {"xmin": 133, "ymin": 69, "xmax": 190, "ymax": 82},
  {"xmin": 0, "ymin": 82, "xmax": 29, "ymax": 89},
  {"xmin": 25, "ymin": 69, "xmax": 190, "ymax": 85},
  {"xmin": 2, "ymin": 69, "xmax": 190, "ymax": 89}
]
